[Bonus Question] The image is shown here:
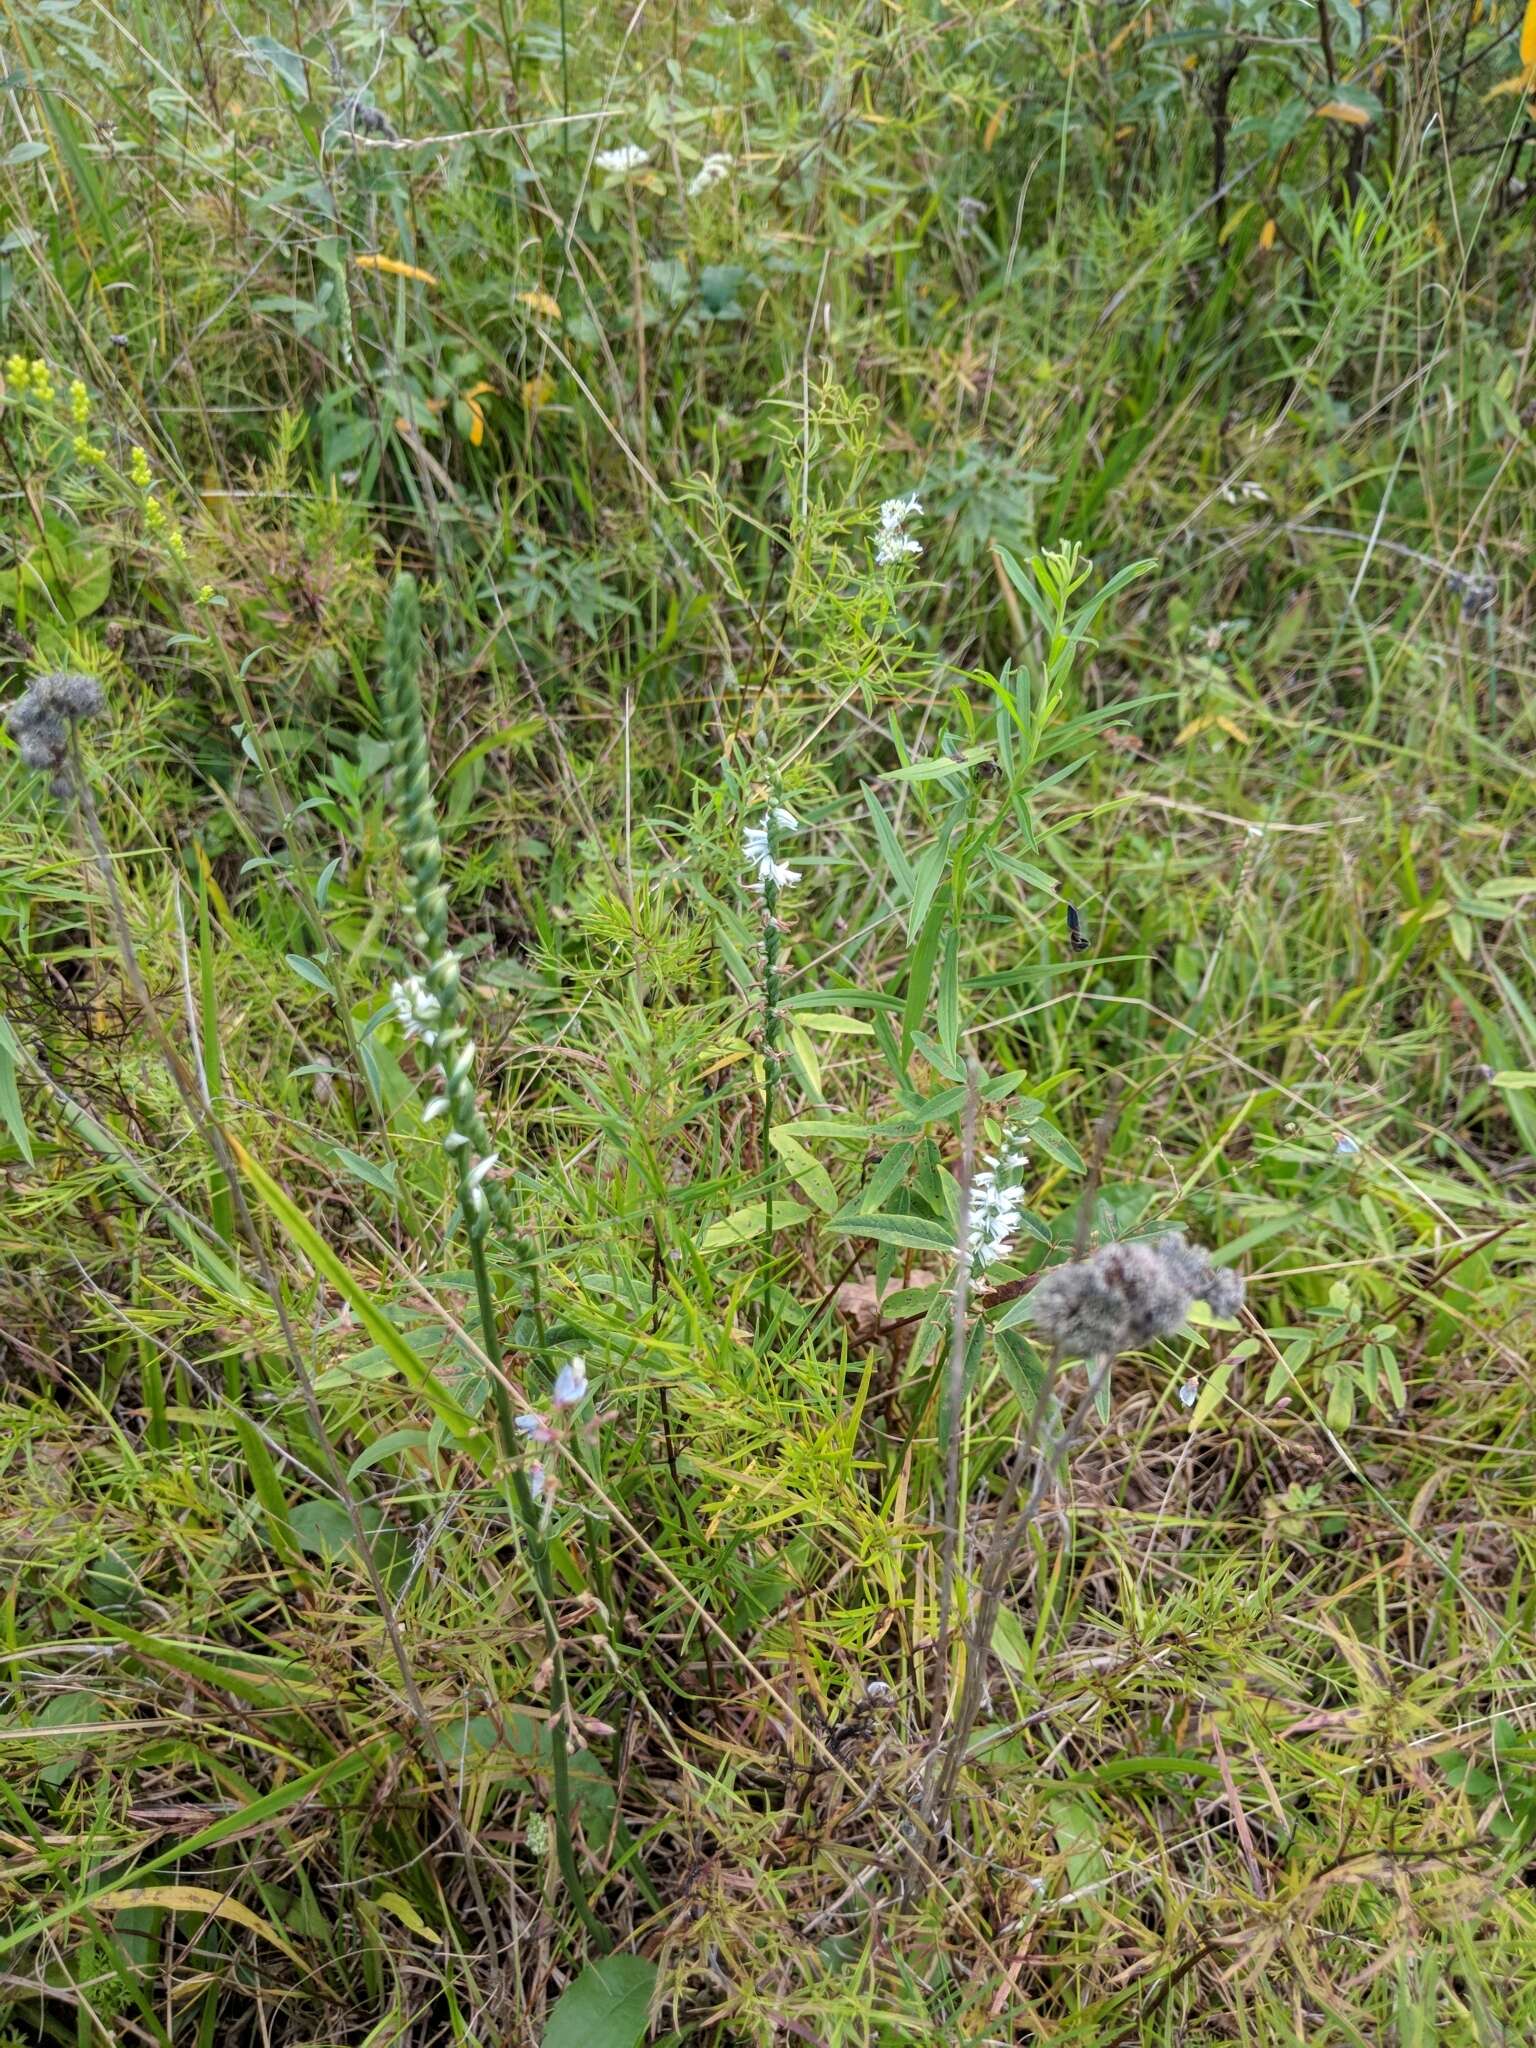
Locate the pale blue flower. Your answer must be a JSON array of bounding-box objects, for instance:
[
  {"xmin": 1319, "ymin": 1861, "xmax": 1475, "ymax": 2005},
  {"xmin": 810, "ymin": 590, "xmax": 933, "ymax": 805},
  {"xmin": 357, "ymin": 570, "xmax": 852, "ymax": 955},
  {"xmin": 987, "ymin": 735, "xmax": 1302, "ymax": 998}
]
[{"xmin": 552, "ymin": 1357, "xmax": 588, "ymax": 1410}]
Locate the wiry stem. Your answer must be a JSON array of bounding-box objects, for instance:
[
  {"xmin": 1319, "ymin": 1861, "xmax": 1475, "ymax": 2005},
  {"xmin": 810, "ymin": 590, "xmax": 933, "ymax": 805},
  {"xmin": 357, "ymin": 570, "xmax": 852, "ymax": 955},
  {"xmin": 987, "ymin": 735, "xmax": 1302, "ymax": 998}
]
[{"xmin": 381, "ymin": 573, "xmax": 608, "ymax": 1951}]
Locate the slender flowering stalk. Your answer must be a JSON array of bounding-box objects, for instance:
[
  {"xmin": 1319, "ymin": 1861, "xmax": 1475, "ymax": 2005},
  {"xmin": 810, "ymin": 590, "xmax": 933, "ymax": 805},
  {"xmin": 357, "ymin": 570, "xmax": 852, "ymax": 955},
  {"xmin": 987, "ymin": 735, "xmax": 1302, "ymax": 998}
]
[
  {"xmin": 744, "ymin": 803, "xmax": 801, "ymax": 1262},
  {"xmin": 381, "ymin": 577, "xmax": 514, "ymax": 1251},
  {"xmin": 380, "ymin": 574, "xmax": 608, "ymax": 1951}
]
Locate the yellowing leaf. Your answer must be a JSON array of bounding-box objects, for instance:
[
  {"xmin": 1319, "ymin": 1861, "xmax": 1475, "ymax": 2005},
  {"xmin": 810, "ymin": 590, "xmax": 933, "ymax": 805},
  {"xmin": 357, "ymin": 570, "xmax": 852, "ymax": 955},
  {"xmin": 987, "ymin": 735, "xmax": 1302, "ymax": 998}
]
[
  {"xmin": 91, "ymin": 1887, "xmax": 306, "ymax": 1966},
  {"xmin": 1258, "ymin": 216, "xmax": 1277, "ymax": 250},
  {"xmin": 374, "ymin": 1889, "xmax": 443, "ymax": 1942},
  {"xmin": 1482, "ymin": 69, "xmax": 1536, "ymax": 99},
  {"xmin": 1523, "ymin": 0, "xmax": 1536, "ymax": 70},
  {"xmin": 521, "ymin": 371, "xmax": 556, "ymax": 413},
  {"xmin": 459, "ymin": 382, "xmax": 495, "ymax": 446},
  {"xmin": 982, "ymin": 104, "xmax": 1008, "ymax": 152},
  {"xmin": 1316, "ymin": 99, "xmax": 1372, "ymax": 127},
  {"xmin": 353, "ymin": 253, "xmax": 438, "ymax": 286},
  {"xmin": 517, "ymin": 288, "xmax": 562, "ymax": 321}
]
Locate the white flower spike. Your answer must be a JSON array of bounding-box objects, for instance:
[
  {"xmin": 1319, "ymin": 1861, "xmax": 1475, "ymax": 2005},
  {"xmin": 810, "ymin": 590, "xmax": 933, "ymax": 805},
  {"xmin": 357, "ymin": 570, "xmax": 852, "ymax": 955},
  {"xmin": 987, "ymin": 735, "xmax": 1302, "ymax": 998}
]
[
  {"xmin": 743, "ymin": 809, "xmax": 802, "ymax": 891},
  {"xmin": 390, "ymin": 975, "xmax": 442, "ymax": 1045},
  {"xmin": 688, "ymin": 153, "xmax": 733, "ymax": 197},
  {"xmin": 962, "ymin": 1129, "xmax": 1032, "ymax": 1275},
  {"xmin": 595, "ymin": 143, "xmax": 650, "ymax": 176}
]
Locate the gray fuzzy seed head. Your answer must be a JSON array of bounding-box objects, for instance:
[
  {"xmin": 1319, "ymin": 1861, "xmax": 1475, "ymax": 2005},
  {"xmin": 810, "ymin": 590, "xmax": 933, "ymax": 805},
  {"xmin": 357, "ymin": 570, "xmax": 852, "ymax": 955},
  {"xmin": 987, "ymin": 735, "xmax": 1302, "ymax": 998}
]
[
  {"xmin": 1028, "ymin": 1232, "xmax": 1243, "ymax": 1360},
  {"xmin": 4, "ymin": 671, "xmax": 107, "ymax": 777}
]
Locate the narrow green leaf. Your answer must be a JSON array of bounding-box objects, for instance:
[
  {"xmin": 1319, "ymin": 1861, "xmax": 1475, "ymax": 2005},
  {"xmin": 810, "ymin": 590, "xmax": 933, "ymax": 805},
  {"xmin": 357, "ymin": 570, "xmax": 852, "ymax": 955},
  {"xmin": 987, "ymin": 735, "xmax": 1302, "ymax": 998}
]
[{"xmin": 861, "ymin": 783, "xmax": 914, "ymax": 898}]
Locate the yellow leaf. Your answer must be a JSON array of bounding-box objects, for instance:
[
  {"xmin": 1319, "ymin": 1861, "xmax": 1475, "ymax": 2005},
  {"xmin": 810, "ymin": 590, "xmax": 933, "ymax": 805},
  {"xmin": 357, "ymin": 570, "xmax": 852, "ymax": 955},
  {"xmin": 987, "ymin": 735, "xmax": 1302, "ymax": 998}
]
[
  {"xmin": 91, "ymin": 1887, "xmax": 306, "ymax": 1967},
  {"xmin": 1215, "ymin": 716, "xmax": 1252, "ymax": 745},
  {"xmin": 982, "ymin": 104, "xmax": 1007, "ymax": 152},
  {"xmin": 1258, "ymin": 216, "xmax": 1277, "ymax": 250},
  {"xmin": 464, "ymin": 381, "xmax": 495, "ymax": 401},
  {"xmin": 373, "ymin": 1889, "xmax": 443, "ymax": 1942},
  {"xmin": 1483, "ymin": 69, "xmax": 1536, "ymax": 99},
  {"xmin": 517, "ymin": 288, "xmax": 562, "ymax": 321},
  {"xmin": 1316, "ymin": 99, "xmax": 1371, "ymax": 127},
  {"xmin": 521, "ymin": 371, "xmax": 556, "ymax": 413},
  {"xmin": 464, "ymin": 397, "xmax": 484, "ymax": 446},
  {"xmin": 1104, "ymin": 15, "xmax": 1141, "ymax": 56},
  {"xmin": 353, "ymin": 254, "xmax": 438, "ymax": 286},
  {"xmin": 1523, "ymin": 0, "xmax": 1536, "ymax": 70}
]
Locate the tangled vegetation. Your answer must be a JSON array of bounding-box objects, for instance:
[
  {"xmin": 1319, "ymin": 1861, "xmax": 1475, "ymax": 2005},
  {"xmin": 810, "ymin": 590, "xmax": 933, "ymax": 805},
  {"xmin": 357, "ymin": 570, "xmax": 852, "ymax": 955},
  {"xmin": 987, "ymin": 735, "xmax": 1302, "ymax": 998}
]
[{"xmin": 2, "ymin": 1, "xmax": 1535, "ymax": 2042}]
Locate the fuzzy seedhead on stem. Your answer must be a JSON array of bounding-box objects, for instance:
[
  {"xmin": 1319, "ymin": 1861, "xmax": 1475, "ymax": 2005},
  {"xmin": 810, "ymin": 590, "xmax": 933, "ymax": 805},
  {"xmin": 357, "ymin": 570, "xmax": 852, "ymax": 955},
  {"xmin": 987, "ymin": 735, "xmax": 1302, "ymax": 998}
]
[{"xmin": 380, "ymin": 572, "xmax": 609, "ymax": 1951}]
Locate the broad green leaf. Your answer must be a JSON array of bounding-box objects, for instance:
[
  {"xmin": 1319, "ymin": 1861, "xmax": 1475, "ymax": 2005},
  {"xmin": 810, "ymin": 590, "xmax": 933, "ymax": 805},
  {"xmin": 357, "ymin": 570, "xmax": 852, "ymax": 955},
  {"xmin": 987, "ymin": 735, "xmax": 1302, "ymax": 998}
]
[
  {"xmin": 836, "ymin": 1212, "xmax": 956, "ymax": 1253},
  {"xmin": 768, "ymin": 1129, "xmax": 838, "ymax": 1212},
  {"xmin": 701, "ymin": 1199, "xmax": 813, "ymax": 1249},
  {"xmin": 285, "ymin": 953, "xmax": 334, "ymax": 995},
  {"xmin": 542, "ymin": 1954, "xmax": 656, "ymax": 2048}
]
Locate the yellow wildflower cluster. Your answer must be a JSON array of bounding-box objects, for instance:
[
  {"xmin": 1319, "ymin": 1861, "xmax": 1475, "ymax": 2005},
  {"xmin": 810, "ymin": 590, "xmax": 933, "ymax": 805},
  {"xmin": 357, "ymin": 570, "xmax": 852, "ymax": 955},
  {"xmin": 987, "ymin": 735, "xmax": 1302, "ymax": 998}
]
[
  {"xmin": 129, "ymin": 444, "xmax": 153, "ymax": 488},
  {"xmin": 4, "ymin": 354, "xmax": 56, "ymax": 401}
]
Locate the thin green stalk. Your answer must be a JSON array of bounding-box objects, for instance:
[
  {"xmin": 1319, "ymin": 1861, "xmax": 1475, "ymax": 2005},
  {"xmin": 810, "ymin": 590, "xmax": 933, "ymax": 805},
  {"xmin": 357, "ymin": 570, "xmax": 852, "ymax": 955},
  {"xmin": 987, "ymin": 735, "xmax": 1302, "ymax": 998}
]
[{"xmin": 382, "ymin": 571, "xmax": 607, "ymax": 1951}]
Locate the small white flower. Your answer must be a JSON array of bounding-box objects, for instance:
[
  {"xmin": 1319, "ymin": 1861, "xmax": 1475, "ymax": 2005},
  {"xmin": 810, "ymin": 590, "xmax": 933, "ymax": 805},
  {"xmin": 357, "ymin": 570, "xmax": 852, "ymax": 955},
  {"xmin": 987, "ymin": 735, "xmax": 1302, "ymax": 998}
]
[
  {"xmin": 466, "ymin": 1152, "xmax": 499, "ymax": 1190},
  {"xmin": 528, "ymin": 1461, "xmax": 547, "ymax": 1502},
  {"xmin": 595, "ymin": 143, "xmax": 650, "ymax": 177},
  {"xmin": 963, "ymin": 1129, "xmax": 1031, "ymax": 1274},
  {"xmin": 879, "ymin": 494, "xmax": 923, "ymax": 529},
  {"xmin": 444, "ymin": 1130, "xmax": 469, "ymax": 1151},
  {"xmin": 1334, "ymin": 1132, "xmax": 1361, "ymax": 1157},
  {"xmin": 875, "ymin": 530, "xmax": 922, "ymax": 566},
  {"xmin": 688, "ymin": 152, "xmax": 733, "ymax": 197},
  {"xmin": 874, "ymin": 494, "xmax": 923, "ymax": 567},
  {"xmin": 552, "ymin": 1356, "xmax": 588, "ymax": 1410},
  {"xmin": 390, "ymin": 976, "xmax": 441, "ymax": 1044},
  {"xmin": 743, "ymin": 810, "xmax": 801, "ymax": 890},
  {"xmin": 1178, "ymin": 1377, "xmax": 1199, "ymax": 1409},
  {"xmin": 422, "ymin": 1096, "xmax": 449, "ymax": 1121}
]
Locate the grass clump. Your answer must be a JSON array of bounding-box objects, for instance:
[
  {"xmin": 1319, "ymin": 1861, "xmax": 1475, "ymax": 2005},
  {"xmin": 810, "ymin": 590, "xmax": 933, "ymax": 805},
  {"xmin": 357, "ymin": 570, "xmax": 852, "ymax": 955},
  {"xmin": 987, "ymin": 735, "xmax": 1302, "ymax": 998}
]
[{"xmin": 2, "ymin": 2, "xmax": 1535, "ymax": 2043}]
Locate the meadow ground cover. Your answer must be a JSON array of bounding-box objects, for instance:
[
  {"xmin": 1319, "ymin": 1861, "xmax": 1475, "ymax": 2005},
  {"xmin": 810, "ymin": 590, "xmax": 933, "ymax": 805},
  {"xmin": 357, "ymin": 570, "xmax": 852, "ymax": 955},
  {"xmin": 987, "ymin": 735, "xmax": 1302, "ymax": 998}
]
[{"xmin": 2, "ymin": 1, "xmax": 1535, "ymax": 2041}]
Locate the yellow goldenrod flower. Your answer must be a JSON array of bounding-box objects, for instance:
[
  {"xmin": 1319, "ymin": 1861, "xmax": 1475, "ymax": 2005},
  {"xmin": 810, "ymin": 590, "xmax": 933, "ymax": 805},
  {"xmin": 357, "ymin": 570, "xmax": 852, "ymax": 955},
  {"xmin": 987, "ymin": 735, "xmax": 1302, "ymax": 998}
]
[
  {"xmin": 129, "ymin": 445, "xmax": 153, "ymax": 489},
  {"xmin": 168, "ymin": 529, "xmax": 187, "ymax": 560},
  {"xmin": 70, "ymin": 380, "xmax": 90, "ymax": 426},
  {"xmin": 196, "ymin": 583, "xmax": 215, "ymax": 604},
  {"xmin": 30, "ymin": 359, "xmax": 53, "ymax": 402},
  {"xmin": 144, "ymin": 494, "xmax": 167, "ymax": 531},
  {"xmin": 4, "ymin": 353, "xmax": 29, "ymax": 395}
]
